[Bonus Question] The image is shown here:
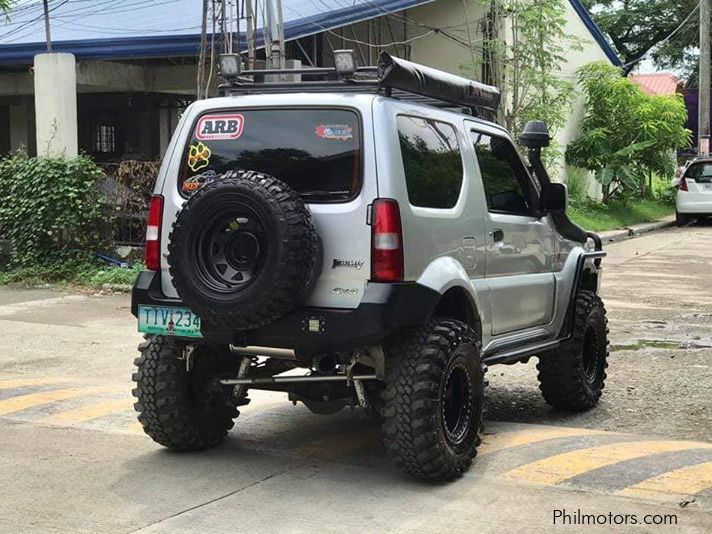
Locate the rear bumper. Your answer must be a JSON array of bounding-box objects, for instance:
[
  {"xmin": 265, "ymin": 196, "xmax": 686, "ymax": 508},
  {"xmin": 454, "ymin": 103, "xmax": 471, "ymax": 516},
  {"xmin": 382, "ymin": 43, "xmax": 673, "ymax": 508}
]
[
  {"xmin": 131, "ymin": 271, "xmax": 440, "ymax": 352},
  {"xmin": 676, "ymin": 192, "xmax": 712, "ymax": 214}
]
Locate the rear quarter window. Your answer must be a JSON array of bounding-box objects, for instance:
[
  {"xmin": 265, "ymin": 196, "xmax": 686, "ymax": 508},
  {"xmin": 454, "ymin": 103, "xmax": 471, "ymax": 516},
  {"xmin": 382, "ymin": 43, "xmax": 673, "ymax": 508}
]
[
  {"xmin": 396, "ymin": 115, "xmax": 464, "ymax": 209},
  {"xmin": 179, "ymin": 108, "xmax": 362, "ymax": 202}
]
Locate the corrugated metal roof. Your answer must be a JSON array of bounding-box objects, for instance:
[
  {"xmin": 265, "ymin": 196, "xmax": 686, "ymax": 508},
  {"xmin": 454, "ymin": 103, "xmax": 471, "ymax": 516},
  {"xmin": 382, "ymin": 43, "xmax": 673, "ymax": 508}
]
[
  {"xmin": 630, "ymin": 73, "xmax": 681, "ymax": 96},
  {"xmin": 0, "ymin": 0, "xmax": 620, "ymax": 67},
  {"xmin": 0, "ymin": 0, "xmax": 435, "ymax": 64}
]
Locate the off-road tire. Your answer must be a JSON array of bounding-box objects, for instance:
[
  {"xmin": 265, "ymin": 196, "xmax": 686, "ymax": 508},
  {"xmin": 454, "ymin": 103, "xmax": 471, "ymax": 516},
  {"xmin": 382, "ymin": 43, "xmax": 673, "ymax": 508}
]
[
  {"xmin": 132, "ymin": 336, "xmax": 239, "ymax": 450},
  {"xmin": 382, "ymin": 319, "xmax": 485, "ymax": 482},
  {"xmin": 537, "ymin": 290, "xmax": 609, "ymax": 411},
  {"xmin": 168, "ymin": 170, "xmax": 321, "ymax": 330}
]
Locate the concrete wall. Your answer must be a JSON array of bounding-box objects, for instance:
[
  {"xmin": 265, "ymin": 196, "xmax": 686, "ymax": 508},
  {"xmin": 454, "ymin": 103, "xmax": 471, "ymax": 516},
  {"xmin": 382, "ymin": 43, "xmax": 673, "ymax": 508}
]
[{"xmin": 408, "ymin": 0, "xmax": 485, "ymax": 76}]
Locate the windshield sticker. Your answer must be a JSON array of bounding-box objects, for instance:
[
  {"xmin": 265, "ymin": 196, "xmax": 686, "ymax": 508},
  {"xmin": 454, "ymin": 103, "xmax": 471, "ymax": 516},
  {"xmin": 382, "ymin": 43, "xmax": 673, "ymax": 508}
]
[
  {"xmin": 315, "ymin": 124, "xmax": 353, "ymax": 141},
  {"xmin": 182, "ymin": 170, "xmax": 219, "ymax": 194},
  {"xmin": 196, "ymin": 113, "xmax": 245, "ymax": 141},
  {"xmin": 187, "ymin": 142, "xmax": 212, "ymax": 172}
]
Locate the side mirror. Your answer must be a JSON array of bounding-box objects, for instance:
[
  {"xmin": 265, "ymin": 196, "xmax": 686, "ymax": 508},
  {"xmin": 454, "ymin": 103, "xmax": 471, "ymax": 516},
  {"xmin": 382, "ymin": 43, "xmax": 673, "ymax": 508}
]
[
  {"xmin": 520, "ymin": 120, "xmax": 551, "ymax": 150},
  {"xmin": 541, "ymin": 183, "xmax": 568, "ymax": 213}
]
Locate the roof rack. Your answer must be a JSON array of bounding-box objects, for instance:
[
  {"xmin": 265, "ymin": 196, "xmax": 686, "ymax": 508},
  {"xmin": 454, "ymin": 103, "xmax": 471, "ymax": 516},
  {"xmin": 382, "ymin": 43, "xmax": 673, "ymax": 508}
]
[{"xmin": 218, "ymin": 51, "xmax": 501, "ymax": 119}]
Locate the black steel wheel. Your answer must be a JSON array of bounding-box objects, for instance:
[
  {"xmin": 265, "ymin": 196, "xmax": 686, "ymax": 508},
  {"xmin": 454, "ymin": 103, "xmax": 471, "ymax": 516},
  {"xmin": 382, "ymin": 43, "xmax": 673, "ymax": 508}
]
[
  {"xmin": 382, "ymin": 319, "xmax": 485, "ymax": 482},
  {"xmin": 537, "ymin": 290, "xmax": 609, "ymax": 411},
  {"xmin": 168, "ymin": 170, "xmax": 322, "ymax": 330},
  {"xmin": 132, "ymin": 336, "xmax": 240, "ymax": 450}
]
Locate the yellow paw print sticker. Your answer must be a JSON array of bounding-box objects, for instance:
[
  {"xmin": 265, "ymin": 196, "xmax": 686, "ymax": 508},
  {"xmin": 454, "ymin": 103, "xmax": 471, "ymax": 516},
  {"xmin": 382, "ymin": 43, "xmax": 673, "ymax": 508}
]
[{"xmin": 188, "ymin": 142, "xmax": 212, "ymax": 172}]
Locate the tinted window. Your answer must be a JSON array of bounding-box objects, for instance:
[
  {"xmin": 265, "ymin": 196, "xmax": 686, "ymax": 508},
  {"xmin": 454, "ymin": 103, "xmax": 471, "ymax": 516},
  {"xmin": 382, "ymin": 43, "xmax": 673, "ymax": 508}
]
[
  {"xmin": 180, "ymin": 109, "xmax": 361, "ymax": 202},
  {"xmin": 685, "ymin": 162, "xmax": 712, "ymax": 183},
  {"xmin": 397, "ymin": 116, "xmax": 464, "ymax": 208},
  {"xmin": 472, "ymin": 132, "xmax": 535, "ymax": 214}
]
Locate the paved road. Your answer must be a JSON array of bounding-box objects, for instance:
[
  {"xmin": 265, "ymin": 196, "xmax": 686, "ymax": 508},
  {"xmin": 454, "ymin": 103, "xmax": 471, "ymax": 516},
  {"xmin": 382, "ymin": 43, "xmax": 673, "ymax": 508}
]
[{"xmin": 1, "ymin": 226, "xmax": 711, "ymax": 533}]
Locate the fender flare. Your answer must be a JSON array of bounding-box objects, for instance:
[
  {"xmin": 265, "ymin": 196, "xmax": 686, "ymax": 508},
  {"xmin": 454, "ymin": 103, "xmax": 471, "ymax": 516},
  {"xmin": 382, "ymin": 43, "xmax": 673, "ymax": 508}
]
[{"xmin": 416, "ymin": 256, "xmax": 486, "ymax": 332}]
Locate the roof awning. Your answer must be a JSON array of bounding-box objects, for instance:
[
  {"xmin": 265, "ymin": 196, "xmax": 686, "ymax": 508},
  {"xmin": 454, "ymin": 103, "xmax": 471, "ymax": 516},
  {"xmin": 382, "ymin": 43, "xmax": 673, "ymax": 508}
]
[{"xmin": 0, "ymin": 0, "xmax": 435, "ymax": 66}]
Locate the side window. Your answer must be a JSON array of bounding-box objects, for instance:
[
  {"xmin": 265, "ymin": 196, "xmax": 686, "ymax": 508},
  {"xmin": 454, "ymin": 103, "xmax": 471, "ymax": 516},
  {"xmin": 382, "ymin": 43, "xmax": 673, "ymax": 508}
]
[
  {"xmin": 397, "ymin": 115, "xmax": 464, "ymax": 209},
  {"xmin": 471, "ymin": 131, "xmax": 536, "ymax": 215}
]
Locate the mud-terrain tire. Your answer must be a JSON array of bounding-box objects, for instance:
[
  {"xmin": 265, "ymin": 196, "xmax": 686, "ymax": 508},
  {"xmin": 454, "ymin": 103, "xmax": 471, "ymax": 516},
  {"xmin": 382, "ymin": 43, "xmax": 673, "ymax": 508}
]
[
  {"xmin": 537, "ymin": 290, "xmax": 609, "ymax": 411},
  {"xmin": 382, "ymin": 319, "xmax": 485, "ymax": 482},
  {"xmin": 168, "ymin": 170, "xmax": 321, "ymax": 330},
  {"xmin": 132, "ymin": 336, "xmax": 239, "ymax": 450}
]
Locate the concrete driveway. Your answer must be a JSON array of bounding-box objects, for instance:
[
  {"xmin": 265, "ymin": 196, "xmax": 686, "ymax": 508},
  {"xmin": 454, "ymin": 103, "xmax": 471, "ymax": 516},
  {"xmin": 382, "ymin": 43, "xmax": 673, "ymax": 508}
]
[{"xmin": 1, "ymin": 226, "xmax": 711, "ymax": 533}]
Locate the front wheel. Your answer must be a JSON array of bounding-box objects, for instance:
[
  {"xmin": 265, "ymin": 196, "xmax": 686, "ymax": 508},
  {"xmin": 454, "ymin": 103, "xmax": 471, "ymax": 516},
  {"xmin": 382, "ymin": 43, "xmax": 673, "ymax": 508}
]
[
  {"xmin": 537, "ymin": 290, "xmax": 609, "ymax": 411},
  {"xmin": 382, "ymin": 319, "xmax": 485, "ymax": 482},
  {"xmin": 132, "ymin": 336, "xmax": 240, "ymax": 450}
]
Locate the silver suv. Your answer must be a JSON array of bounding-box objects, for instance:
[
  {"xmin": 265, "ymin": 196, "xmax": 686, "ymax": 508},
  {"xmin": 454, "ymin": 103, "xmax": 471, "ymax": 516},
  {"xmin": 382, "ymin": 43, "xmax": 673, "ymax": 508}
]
[{"xmin": 131, "ymin": 52, "xmax": 608, "ymax": 482}]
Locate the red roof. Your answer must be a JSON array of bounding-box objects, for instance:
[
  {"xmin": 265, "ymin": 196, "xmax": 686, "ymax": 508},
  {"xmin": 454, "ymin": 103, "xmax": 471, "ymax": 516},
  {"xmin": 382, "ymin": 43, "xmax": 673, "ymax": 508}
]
[{"xmin": 629, "ymin": 73, "xmax": 681, "ymax": 96}]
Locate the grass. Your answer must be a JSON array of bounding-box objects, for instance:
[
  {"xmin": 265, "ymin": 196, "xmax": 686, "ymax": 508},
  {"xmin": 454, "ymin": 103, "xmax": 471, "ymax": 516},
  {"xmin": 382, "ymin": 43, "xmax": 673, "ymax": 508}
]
[
  {"xmin": 568, "ymin": 198, "xmax": 674, "ymax": 232},
  {"xmin": 0, "ymin": 260, "xmax": 143, "ymax": 290}
]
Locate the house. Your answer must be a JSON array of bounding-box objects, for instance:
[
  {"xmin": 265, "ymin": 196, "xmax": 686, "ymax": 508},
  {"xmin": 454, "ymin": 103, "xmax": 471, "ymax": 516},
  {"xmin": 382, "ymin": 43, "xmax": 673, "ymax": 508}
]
[
  {"xmin": 630, "ymin": 73, "xmax": 682, "ymax": 97},
  {"xmin": 0, "ymin": 0, "xmax": 620, "ymax": 163}
]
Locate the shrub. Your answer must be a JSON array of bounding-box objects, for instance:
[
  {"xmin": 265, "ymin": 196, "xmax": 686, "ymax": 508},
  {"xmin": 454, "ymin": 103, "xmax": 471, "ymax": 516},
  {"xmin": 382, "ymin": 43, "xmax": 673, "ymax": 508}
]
[
  {"xmin": 566, "ymin": 62, "xmax": 691, "ymax": 202},
  {"xmin": 0, "ymin": 152, "xmax": 111, "ymax": 268}
]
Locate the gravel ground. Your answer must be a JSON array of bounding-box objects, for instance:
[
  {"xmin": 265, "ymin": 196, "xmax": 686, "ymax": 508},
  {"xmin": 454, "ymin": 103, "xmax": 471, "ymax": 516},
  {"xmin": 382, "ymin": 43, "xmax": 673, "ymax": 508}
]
[{"xmin": 486, "ymin": 224, "xmax": 712, "ymax": 442}]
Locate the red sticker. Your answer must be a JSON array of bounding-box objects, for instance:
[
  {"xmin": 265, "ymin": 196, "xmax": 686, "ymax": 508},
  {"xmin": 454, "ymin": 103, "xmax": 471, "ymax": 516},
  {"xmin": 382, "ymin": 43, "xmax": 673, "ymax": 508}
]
[
  {"xmin": 315, "ymin": 124, "xmax": 353, "ymax": 141},
  {"xmin": 196, "ymin": 113, "xmax": 245, "ymax": 141}
]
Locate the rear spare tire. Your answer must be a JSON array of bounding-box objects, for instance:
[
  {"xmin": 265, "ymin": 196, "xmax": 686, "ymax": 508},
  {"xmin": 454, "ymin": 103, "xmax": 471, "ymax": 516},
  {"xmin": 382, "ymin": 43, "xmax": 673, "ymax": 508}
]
[{"xmin": 168, "ymin": 170, "xmax": 321, "ymax": 329}]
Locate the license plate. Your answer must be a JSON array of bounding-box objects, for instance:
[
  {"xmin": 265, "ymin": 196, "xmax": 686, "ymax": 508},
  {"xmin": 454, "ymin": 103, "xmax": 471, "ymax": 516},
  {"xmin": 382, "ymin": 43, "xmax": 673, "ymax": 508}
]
[
  {"xmin": 704, "ymin": 184, "xmax": 712, "ymax": 191},
  {"xmin": 138, "ymin": 305, "xmax": 203, "ymax": 338}
]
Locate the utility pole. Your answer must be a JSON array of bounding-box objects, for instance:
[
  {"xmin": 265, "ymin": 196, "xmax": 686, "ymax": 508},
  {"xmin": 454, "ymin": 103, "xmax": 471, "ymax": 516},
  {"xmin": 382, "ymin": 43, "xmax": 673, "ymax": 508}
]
[
  {"xmin": 700, "ymin": 0, "xmax": 711, "ymax": 155},
  {"xmin": 245, "ymin": 0, "xmax": 255, "ymax": 69},
  {"xmin": 42, "ymin": 0, "xmax": 52, "ymax": 52}
]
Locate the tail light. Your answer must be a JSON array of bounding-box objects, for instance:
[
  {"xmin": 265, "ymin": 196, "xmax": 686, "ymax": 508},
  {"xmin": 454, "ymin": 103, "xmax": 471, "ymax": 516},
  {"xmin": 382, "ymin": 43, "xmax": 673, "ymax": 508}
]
[
  {"xmin": 371, "ymin": 199, "xmax": 404, "ymax": 282},
  {"xmin": 679, "ymin": 177, "xmax": 688, "ymax": 191},
  {"xmin": 145, "ymin": 195, "xmax": 164, "ymax": 271}
]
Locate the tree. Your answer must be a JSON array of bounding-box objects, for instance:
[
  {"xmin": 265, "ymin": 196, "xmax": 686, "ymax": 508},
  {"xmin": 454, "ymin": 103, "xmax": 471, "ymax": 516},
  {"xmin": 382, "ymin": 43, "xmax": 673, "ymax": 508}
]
[
  {"xmin": 582, "ymin": 0, "xmax": 705, "ymax": 78},
  {"xmin": 1, "ymin": 1, "xmax": 12, "ymax": 13},
  {"xmin": 566, "ymin": 62, "xmax": 691, "ymax": 201},
  {"xmin": 467, "ymin": 0, "xmax": 581, "ymax": 168}
]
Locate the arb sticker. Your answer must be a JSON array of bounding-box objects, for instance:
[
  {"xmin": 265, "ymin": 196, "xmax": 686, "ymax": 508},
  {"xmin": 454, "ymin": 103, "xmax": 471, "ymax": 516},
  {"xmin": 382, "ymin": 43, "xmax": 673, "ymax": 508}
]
[
  {"xmin": 315, "ymin": 124, "xmax": 353, "ymax": 141},
  {"xmin": 196, "ymin": 113, "xmax": 245, "ymax": 141},
  {"xmin": 187, "ymin": 142, "xmax": 212, "ymax": 172}
]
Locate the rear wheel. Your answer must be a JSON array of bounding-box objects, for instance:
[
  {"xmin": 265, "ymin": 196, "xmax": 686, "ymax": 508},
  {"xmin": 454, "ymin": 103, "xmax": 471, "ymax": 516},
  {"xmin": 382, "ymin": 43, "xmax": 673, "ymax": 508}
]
[
  {"xmin": 537, "ymin": 290, "xmax": 609, "ymax": 411},
  {"xmin": 676, "ymin": 211, "xmax": 690, "ymax": 226},
  {"xmin": 132, "ymin": 336, "xmax": 240, "ymax": 450},
  {"xmin": 382, "ymin": 319, "xmax": 485, "ymax": 482}
]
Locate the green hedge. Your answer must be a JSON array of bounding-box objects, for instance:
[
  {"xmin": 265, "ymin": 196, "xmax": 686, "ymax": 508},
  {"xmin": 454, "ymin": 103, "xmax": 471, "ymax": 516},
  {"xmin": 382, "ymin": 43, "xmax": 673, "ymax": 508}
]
[{"xmin": 0, "ymin": 152, "xmax": 110, "ymax": 268}]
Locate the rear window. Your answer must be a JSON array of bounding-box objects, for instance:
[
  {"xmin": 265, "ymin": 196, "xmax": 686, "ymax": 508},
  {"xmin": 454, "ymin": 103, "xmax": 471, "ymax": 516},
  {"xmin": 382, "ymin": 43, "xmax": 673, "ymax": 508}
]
[
  {"xmin": 685, "ymin": 162, "xmax": 712, "ymax": 183},
  {"xmin": 179, "ymin": 108, "xmax": 361, "ymax": 202}
]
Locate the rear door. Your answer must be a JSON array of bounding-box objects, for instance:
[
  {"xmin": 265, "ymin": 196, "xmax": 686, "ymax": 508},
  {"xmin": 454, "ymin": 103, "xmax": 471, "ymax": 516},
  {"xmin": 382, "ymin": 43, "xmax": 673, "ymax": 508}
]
[
  {"xmin": 684, "ymin": 161, "xmax": 712, "ymax": 194},
  {"xmin": 165, "ymin": 105, "xmax": 375, "ymax": 309},
  {"xmin": 469, "ymin": 128, "xmax": 557, "ymax": 335}
]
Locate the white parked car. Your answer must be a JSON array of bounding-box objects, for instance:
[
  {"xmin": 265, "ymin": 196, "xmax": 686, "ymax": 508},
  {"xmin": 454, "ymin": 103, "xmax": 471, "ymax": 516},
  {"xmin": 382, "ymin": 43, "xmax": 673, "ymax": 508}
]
[{"xmin": 676, "ymin": 157, "xmax": 712, "ymax": 225}]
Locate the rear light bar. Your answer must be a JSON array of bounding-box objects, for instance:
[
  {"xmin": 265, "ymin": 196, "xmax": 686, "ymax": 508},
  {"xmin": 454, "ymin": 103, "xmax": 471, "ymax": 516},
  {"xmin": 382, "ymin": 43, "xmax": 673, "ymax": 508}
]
[
  {"xmin": 371, "ymin": 198, "xmax": 404, "ymax": 282},
  {"xmin": 145, "ymin": 195, "xmax": 164, "ymax": 271}
]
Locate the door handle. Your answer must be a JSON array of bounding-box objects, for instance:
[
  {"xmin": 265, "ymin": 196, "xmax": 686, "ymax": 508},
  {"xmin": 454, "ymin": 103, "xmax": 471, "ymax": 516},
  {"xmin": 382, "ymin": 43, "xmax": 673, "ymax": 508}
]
[{"xmin": 490, "ymin": 229, "xmax": 504, "ymax": 242}]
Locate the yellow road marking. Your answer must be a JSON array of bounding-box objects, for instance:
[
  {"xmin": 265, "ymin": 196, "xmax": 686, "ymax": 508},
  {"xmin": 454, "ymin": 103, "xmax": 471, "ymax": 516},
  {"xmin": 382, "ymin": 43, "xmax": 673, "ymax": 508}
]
[
  {"xmin": 502, "ymin": 440, "xmax": 712, "ymax": 485},
  {"xmin": 0, "ymin": 377, "xmax": 69, "ymax": 390},
  {"xmin": 42, "ymin": 399, "xmax": 133, "ymax": 424},
  {"xmin": 619, "ymin": 461, "xmax": 712, "ymax": 499},
  {"xmin": 0, "ymin": 387, "xmax": 111, "ymax": 416},
  {"xmin": 479, "ymin": 426, "xmax": 608, "ymax": 455}
]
